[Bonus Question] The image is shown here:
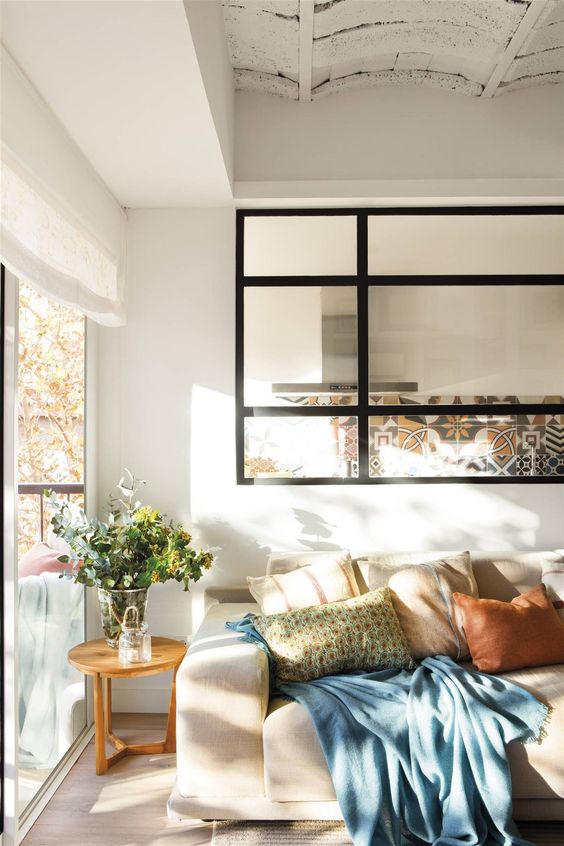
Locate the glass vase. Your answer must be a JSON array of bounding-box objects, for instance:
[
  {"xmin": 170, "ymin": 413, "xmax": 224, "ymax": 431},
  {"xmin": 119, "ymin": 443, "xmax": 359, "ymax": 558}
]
[{"xmin": 97, "ymin": 587, "xmax": 149, "ymax": 648}]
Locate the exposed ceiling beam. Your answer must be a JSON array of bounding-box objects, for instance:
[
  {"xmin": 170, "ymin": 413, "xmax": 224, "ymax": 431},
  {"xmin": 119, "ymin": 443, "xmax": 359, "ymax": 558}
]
[
  {"xmin": 481, "ymin": 0, "xmax": 550, "ymax": 97},
  {"xmin": 298, "ymin": 0, "xmax": 314, "ymax": 102}
]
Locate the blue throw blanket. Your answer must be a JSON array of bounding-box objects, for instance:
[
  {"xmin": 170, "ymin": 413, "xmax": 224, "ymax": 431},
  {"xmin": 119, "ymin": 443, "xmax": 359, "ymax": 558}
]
[{"xmin": 227, "ymin": 615, "xmax": 550, "ymax": 846}]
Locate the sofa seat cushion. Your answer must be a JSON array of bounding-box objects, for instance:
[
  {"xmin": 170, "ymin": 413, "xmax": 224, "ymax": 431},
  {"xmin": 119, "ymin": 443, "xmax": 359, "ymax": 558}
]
[
  {"xmin": 264, "ymin": 697, "xmax": 336, "ymax": 802},
  {"xmin": 263, "ymin": 664, "xmax": 564, "ymax": 803},
  {"xmin": 502, "ymin": 663, "xmax": 564, "ymax": 800}
]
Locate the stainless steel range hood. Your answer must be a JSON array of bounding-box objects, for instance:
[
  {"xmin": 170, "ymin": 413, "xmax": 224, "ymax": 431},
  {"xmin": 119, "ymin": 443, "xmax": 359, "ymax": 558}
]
[{"xmin": 271, "ymin": 382, "xmax": 419, "ymax": 395}]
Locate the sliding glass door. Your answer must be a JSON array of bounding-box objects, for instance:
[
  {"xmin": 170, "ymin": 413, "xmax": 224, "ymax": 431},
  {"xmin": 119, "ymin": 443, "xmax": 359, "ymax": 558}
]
[{"xmin": 16, "ymin": 281, "xmax": 87, "ymax": 819}]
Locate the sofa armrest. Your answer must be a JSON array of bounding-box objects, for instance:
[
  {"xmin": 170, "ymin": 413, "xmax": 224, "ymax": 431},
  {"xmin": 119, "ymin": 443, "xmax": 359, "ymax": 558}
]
[{"xmin": 176, "ymin": 603, "xmax": 269, "ymax": 799}]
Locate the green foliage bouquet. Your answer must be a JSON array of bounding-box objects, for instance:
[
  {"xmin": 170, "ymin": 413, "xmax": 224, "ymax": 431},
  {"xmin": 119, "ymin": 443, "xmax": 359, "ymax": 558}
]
[{"xmin": 46, "ymin": 471, "xmax": 214, "ymax": 591}]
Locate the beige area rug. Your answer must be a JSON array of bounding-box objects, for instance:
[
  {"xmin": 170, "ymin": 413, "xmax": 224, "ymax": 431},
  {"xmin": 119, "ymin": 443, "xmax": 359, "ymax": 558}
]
[
  {"xmin": 212, "ymin": 820, "xmax": 564, "ymax": 845},
  {"xmin": 212, "ymin": 821, "xmax": 352, "ymax": 845}
]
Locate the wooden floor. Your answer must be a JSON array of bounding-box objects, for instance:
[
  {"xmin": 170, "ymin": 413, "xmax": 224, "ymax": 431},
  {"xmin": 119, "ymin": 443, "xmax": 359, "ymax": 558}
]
[
  {"xmin": 21, "ymin": 714, "xmax": 564, "ymax": 846},
  {"xmin": 22, "ymin": 714, "xmax": 214, "ymax": 846}
]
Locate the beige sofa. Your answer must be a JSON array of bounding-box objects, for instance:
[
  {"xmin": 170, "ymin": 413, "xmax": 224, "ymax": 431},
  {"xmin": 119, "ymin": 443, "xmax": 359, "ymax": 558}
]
[{"xmin": 168, "ymin": 550, "xmax": 564, "ymax": 823}]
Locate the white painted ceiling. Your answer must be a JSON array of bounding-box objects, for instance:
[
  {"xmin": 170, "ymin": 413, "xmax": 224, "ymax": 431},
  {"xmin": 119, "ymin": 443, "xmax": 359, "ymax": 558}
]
[
  {"xmin": 0, "ymin": 0, "xmax": 233, "ymax": 207},
  {"xmin": 1, "ymin": 0, "xmax": 562, "ymax": 209},
  {"xmin": 223, "ymin": 0, "xmax": 564, "ymax": 100}
]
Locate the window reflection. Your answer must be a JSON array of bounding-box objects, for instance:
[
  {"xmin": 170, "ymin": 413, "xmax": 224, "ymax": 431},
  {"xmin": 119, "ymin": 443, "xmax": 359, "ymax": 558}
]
[
  {"xmin": 244, "ymin": 215, "xmax": 357, "ymax": 276},
  {"xmin": 369, "ymin": 286, "xmax": 564, "ymax": 406},
  {"xmin": 245, "ymin": 286, "xmax": 358, "ymax": 406},
  {"xmin": 245, "ymin": 416, "xmax": 359, "ymax": 479}
]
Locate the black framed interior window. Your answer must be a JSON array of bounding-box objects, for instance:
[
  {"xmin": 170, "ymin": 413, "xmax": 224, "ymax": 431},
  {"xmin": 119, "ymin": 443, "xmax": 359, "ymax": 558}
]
[{"xmin": 236, "ymin": 208, "xmax": 564, "ymax": 484}]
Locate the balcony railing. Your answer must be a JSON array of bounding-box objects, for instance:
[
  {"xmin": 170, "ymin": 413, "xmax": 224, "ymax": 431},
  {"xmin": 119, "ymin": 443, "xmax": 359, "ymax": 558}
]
[{"xmin": 18, "ymin": 482, "xmax": 84, "ymax": 542}]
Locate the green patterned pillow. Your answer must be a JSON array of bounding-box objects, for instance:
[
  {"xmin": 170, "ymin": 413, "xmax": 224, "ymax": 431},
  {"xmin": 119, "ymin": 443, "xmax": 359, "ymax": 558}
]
[{"xmin": 253, "ymin": 587, "xmax": 414, "ymax": 684}]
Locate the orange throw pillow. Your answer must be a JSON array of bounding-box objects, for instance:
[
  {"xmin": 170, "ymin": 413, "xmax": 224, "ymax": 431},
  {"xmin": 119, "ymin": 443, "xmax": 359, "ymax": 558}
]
[{"xmin": 453, "ymin": 584, "xmax": 564, "ymax": 674}]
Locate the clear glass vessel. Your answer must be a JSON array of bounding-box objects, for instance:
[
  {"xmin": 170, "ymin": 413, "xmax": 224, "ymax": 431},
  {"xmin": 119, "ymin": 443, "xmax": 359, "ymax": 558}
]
[
  {"xmin": 97, "ymin": 587, "xmax": 149, "ymax": 648},
  {"xmin": 118, "ymin": 605, "xmax": 151, "ymax": 664}
]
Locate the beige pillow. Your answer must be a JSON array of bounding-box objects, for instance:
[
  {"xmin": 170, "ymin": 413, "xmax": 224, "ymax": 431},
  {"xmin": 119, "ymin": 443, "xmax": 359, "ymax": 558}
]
[
  {"xmin": 369, "ymin": 552, "xmax": 478, "ymax": 661},
  {"xmin": 247, "ymin": 552, "xmax": 360, "ymax": 615},
  {"xmin": 253, "ymin": 587, "xmax": 414, "ymax": 684},
  {"xmin": 542, "ymin": 560, "xmax": 564, "ymax": 621}
]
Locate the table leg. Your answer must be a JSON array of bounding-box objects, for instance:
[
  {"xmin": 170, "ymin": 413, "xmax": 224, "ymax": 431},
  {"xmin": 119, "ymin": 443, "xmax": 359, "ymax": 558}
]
[
  {"xmin": 90, "ymin": 659, "xmax": 182, "ymax": 773},
  {"xmin": 93, "ymin": 673, "xmax": 108, "ymax": 775},
  {"xmin": 103, "ymin": 677, "xmax": 112, "ymax": 735},
  {"xmin": 164, "ymin": 665, "xmax": 178, "ymax": 753}
]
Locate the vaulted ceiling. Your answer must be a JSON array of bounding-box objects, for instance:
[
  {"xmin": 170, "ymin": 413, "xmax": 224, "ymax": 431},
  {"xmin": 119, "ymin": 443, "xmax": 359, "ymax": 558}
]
[{"xmin": 222, "ymin": 0, "xmax": 564, "ymax": 100}]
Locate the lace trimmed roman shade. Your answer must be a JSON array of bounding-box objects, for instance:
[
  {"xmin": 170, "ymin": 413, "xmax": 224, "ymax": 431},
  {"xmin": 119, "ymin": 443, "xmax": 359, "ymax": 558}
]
[{"xmin": 0, "ymin": 47, "xmax": 126, "ymax": 325}]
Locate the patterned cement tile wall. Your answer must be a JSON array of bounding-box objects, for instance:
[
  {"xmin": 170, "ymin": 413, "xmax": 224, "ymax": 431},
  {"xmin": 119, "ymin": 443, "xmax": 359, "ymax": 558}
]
[
  {"xmin": 369, "ymin": 413, "xmax": 564, "ymax": 478},
  {"xmin": 369, "ymin": 395, "xmax": 564, "ymax": 406},
  {"xmin": 244, "ymin": 400, "xmax": 564, "ymax": 479}
]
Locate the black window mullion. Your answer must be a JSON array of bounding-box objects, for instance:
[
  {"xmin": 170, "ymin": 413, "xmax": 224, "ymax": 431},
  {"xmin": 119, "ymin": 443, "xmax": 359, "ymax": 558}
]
[
  {"xmin": 244, "ymin": 406, "xmax": 360, "ymax": 417},
  {"xmin": 356, "ymin": 213, "xmax": 369, "ymax": 482},
  {"xmin": 235, "ymin": 212, "xmax": 246, "ymax": 485},
  {"xmin": 242, "ymin": 275, "xmax": 359, "ymax": 287},
  {"xmin": 366, "ymin": 274, "xmax": 563, "ymax": 286}
]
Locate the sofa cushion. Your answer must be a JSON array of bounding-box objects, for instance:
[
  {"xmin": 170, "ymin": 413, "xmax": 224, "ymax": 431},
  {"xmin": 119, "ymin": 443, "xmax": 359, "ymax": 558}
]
[
  {"xmin": 248, "ymin": 552, "xmax": 360, "ymax": 615},
  {"xmin": 264, "ymin": 698, "xmax": 335, "ymax": 802},
  {"xmin": 470, "ymin": 552, "xmax": 560, "ymax": 602},
  {"xmin": 253, "ymin": 587, "xmax": 414, "ymax": 684},
  {"xmin": 498, "ymin": 663, "xmax": 564, "ymax": 800},
  {"xmin": 263, "ymin": 663, "xmax": 564, "ymax": 803},
  {"xmin": 177, "ymin": 603, "xmax": 269, "ymax": 801},
  {"xmin": 382, "ymin": 552, "xmax": 477, "ymax": 660},
  {"xmin": 543, "ymin": 560, "xmax": 564, "ymax": 621},
  {"xmin": 454, "ymin": 584, "xmax": 564, "ymax": 673},
  {"xmin": 268, "ymin": 550, "xmax": 563, "ymax": 603}
]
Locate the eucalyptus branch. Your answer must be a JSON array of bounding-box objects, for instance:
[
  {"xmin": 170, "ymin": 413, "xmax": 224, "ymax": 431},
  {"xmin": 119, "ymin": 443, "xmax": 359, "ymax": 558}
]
[{"xmin": 45, "ymin": 473, "xmax": 213, "ymax": 591}]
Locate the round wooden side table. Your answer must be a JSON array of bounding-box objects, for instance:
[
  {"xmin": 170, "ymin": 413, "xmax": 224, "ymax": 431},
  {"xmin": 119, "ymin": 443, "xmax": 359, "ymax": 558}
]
[{"xmin": 68, "ymin": 636, "xmax": 187, "ymax": 775}]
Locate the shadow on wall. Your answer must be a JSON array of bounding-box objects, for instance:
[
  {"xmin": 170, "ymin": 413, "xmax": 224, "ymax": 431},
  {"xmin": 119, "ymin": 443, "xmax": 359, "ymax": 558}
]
[
  {"xmin": 293, "ymin": 509, "xmax": 342, "ymax": 551},
  {"xmin": 198, "ymin": 518, "xmax": 272, "ymax": 581},
  {"xmin": 194, "ymin": 485, "xmax": 557, "ymax": 582},
  {"xmin": 198, "ymin": 511, "xmax": 344, "ymax": 580}
]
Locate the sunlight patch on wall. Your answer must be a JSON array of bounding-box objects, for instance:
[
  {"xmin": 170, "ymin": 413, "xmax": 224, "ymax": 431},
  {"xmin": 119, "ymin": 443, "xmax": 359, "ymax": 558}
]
[{"xmin": 190, "ymin": 386, "xmax": 543, "ymax": 569}]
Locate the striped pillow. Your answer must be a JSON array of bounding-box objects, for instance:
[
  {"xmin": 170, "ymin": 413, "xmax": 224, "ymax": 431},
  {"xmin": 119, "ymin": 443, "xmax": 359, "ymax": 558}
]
[
  {"xmin": 542, "ymin": 561, "xmax": 564, "ymax": 620},
  {"xmin": 247, "ymin": 553, "xmax": 360, "ymax": 615}
]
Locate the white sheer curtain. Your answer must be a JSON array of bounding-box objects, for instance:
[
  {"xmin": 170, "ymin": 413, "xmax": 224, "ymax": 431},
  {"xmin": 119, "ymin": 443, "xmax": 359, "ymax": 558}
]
[{"xmin": 0, "ymin": 47, "xmax": 126, "ymax": 326}]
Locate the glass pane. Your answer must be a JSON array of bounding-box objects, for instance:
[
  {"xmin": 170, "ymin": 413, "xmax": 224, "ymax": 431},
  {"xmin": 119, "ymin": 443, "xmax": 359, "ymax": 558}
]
[
  {"xmin": 368, "ymin": 214, "xmax": 564, "ymax": 275},
  {"xmin": 244, "ymin": 215, "xmax": 357, "ymax": 276},
  {"xmin": 17, "ymin": 282, "xmax": 86, "ymax": 815},
  {"xmin": 369, "ymin": 413, "xmax": 564, "ymax": 478},
  {"xmin": 17, "ymin": 494, "xmax": 41, "ymax": 558},
  {"xmin": 244, "ymin": 416, "xmax": 359, "ymax": 478},
  {"xmin": 18, "ymin": 284, "xmax": 85, "ymax": 489},
  {"xmin": 245, "ymin": 286, "xmax": 358, "ymax": 406},
  {"xmin": 369, "ymin": 285, "xmax": 564, "ymax": 405}
]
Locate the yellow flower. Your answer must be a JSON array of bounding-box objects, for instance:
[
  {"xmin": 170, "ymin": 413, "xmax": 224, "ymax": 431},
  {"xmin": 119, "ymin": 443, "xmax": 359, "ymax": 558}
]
[
  {"xmin": 151, "ymin": 571, "xmax": 161, "ymax": 583},
  {"xmin": 134, "ymin": 506, "xmax": 159, "ymax": 523},
  {"xmin": 177, "ymin": 529, "xmax": 192, "ymax": 544}
]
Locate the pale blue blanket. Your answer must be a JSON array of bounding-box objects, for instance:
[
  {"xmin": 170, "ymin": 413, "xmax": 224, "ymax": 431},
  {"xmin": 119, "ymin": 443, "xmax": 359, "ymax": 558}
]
[{"xmin": 227, "ymin": 616, "xmax": 550, "ymax": 846}]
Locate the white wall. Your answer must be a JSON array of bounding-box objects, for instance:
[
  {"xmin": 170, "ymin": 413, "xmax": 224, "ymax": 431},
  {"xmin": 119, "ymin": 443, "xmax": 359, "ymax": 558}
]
[
  {"xmin": 183, "ymin": 0, "xmax": 234, "ymax": 188},
  {"xmin": 236, "ymin": 85, "xmax": 564, "ymax": 182},
  {"xmin": 97, "ymin": 207, "xmax": 564, "ymax": 711}
]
